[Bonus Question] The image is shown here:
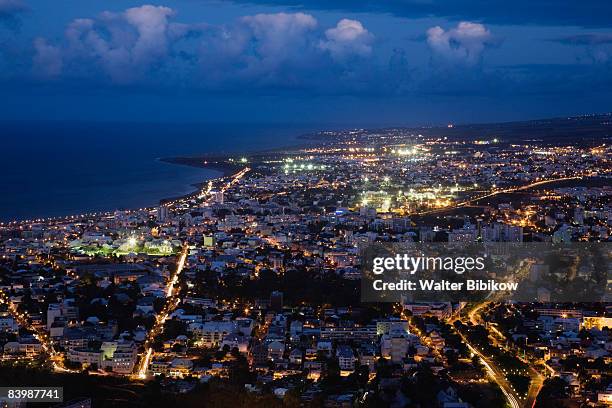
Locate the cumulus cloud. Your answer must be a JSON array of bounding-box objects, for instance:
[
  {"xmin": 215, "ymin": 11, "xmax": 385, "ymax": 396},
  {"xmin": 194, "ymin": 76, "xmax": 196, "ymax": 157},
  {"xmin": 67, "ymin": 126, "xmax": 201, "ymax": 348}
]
[
  {"xmin": 426, "ymin": 21, "xmax": 494, "ymax": 65},
  {"xmin": 195, "ymin": 12, "xmax": 323, "ymax": 86},
  {"xmin": 236, "ymin": 12, "xmax": 319, "ymax": 75},
  {"xmin": 32, "ymin": 38, "xmax": 62, "ymax": 77},
  {"xmin": 241, "ymin": 12, "xmax": 317, "ymax": 54},
  {"xmin": 32, "ymin": 7, "xmax": 376, "ymax": 88},
  {"xmin": 33, "ymin": 5, "xmax": 180, "ymax": 82},
  {"xmin": 123, "ymin": 5, "xmax": 175, "ymax": 64},
  {"xmin": 549, "ymin": 34, "xmax": 612, "ymax": 64},
  {"xmin": 319, "ymin": 19, "xmax": 373, "ymax": 62}
]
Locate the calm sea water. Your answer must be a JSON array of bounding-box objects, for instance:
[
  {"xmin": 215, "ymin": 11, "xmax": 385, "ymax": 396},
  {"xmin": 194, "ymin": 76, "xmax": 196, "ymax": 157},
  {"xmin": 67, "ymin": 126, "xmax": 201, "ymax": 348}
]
[{"xmin": 0, "ymin": 121, "xmax": 318, "ymax": 221}]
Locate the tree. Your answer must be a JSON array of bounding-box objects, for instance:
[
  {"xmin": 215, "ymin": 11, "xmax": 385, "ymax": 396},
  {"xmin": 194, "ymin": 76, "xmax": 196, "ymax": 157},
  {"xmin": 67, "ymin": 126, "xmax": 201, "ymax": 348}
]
[
  {"xmin": 353, "ymin": 364, "xmax": 370, "ymax": 388},
  {"xmin": 445, "ymin": 349, "xmax": 459, "ymax": 366},
  {"xmin": 283, "ymin": 388, "xmax": 301, "ymax": 408},
  {"xmin": 535, "ymin": 377, "xmax": 569, "ymax": 408}
]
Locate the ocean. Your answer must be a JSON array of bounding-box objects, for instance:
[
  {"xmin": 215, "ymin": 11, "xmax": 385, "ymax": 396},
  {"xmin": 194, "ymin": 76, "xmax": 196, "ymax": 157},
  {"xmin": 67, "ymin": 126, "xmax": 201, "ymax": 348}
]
[{"xmin": 0, "ymin": 121, "xmax": 318, "ymax": 221}]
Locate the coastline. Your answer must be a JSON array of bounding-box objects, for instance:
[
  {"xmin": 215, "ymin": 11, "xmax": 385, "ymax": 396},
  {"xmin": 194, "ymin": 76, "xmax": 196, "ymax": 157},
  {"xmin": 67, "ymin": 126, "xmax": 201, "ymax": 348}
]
[
  {"xmin": 0, "ymin": 158, "xmax": 224, "ymax": 224},
  {"xmin": 158, "ymin": 132, "xmax": 318, "ymax": 173},
  {"xmin": 1, "ymin": 127, "xmax": 321, "ymax": 224},
  {"xmin": 160, "ymin": 156, "xmax": 241, "ymax": 178},
  {"xmin": 137, "ymin": 132, "xmax": 320, "ymax": 207},
  {"xmin": 155, "ymin": 137, "xmax": 320, "ymax": 204},
  {"xmin": 156, "ymin": 157, "xmax": 243, "ymax": 205}
]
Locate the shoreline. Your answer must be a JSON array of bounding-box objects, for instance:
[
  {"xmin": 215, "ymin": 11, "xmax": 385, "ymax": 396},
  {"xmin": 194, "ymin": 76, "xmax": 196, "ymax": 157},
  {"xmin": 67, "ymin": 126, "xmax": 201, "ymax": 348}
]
[
  {"xmin": 155, "ymin": 135, "xmax": 320, "ymax": 202},
  {"xmin": 1, "ymin": 132, "xmax": 320, "ymax": 225},
  {"xmin": 159, "ymin": 156, "xmax": 241, "ymax": 178},
  {"xmin": 156, "ymin": 156, "xmax": 246, "ymax": 205},
  {"xmin": 158, "ymin": 134, "xmax": 317, "ymax": 172},
  {"xmin": 0, "ymin": 159, "xmax": 228, "ymax": 225}
]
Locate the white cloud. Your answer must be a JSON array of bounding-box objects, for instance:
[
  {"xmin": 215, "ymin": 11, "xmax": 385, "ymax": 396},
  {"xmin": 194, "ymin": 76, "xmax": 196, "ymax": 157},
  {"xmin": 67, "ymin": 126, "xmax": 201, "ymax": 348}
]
[
  {"xmin": 34, "ymin": 5, "xmax": 179, "ymax": 82},
  {"xmin": 426, "ymin": 21, "xmax": 493, "ymax": 64},
  {"xmin": 31, "ymin": 7, "xmax": 376, "ymax": 87},
  {"xmin": 241, "ymin": 12, "xmax": 317, "ymax": 48},
  {"xmin": 124, "ymin": 5, "xmax": 175, "ymax": 64},
  {"xmin": 239, "ymin": 12, "xmax": 318, "ymax": 70},
  {"xmin": 32, "ymin": 38, "xmax": 62, "ymax": 77},
  {"xmin": 320, "ymin": 19, "xmax": 374, "ymax": 61}
]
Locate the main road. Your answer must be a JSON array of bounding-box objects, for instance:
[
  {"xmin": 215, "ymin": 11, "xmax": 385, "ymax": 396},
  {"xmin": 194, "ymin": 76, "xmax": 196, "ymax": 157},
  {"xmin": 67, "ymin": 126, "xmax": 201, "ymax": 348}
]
[
  {"xmin": 134, "ymin": 166, "xmax": 250, "ymax": 379},
  {"xmin": 135, "ymin": 244, "xmax": 189, "ymax": 379},
  {"xmin": 463, "ymin": 302, "xmax": 545, "ymax": 408},
  {"xmin": 417, "ymin": 176, "xmax": 583, "ymax": 216},
  {"xmin": 453, "ymin": 302, "xmax": 522, "ymax": 408},
  {"xmin": 0, "ymin": 290, "xmax": 77, "ymax": 373}
]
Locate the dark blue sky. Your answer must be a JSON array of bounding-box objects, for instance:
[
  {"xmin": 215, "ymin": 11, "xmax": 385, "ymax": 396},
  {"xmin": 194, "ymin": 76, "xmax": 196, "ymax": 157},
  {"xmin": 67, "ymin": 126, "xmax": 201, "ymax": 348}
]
[{"xmin": 1, "ymin": 0, "xmax": 611, "ymax": 125}]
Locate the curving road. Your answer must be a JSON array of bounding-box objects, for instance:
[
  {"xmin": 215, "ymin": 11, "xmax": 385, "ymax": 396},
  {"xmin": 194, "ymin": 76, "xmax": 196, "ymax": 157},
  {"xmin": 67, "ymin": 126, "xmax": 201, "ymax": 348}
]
[
  {"xmin": 416, "ymin": 176, "xmax": 583, "ymax": 216},
  {"xmin": 463, "ymin": 302, "xmax": 545, "ymax": 408}
]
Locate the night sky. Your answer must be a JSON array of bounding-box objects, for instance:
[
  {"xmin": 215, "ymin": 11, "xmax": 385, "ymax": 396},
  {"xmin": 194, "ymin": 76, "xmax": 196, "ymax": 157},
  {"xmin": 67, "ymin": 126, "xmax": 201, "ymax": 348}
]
[{"xmin": 1, "ymin": 0, "xmax": 611, "ymax": 125}]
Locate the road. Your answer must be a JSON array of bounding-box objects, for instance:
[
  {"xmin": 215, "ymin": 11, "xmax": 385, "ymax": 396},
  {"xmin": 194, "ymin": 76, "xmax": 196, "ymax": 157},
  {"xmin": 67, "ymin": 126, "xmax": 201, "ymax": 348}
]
[
  {"xmin": 134, "ymin": 167, "xmax": 249, "ymax": 379},
  {"xmin": 416, "ymin": 176, "xmax": 583, "ymax": 216},
  {"xmin": 456, "ymin": 303, "xmax": 522, "ymax": 408},
  {"xmin": 462, "ymin": 332, "xmax": 521, "ymax": 408},
  {"xmin": 464, "ymin": 302, "xmax": 545, "ymax": 408},
  {"xmin": 135, "ymin": 244, "xmax": 189, "ymax": 379},
  {"xmin": 400, "ymin": 302, "xmax": 520, "ymax": 407},
  {"xmin": 476, "ymin": 305, "xmax": 547, "ymax": 408},
  {"xmin": 0, "ymin": 291, "xmax": 77, "ymax": 373}
]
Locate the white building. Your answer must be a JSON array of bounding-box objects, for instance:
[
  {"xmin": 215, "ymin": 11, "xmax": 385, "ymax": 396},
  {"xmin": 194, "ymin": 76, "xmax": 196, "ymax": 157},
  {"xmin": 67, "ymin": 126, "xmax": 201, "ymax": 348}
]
[
  {"xmin": 268, "ymin": 340, "xmax": 285, "ymax": 361},
  {"xmin": 67, "ymin": 348, "xmax": 102, "ymax": 367},
  {"xmin": 190, "ymin": 321, "xmax": 237, "ymax": 347},
  {"xmin": 0, "ymin": 313, "xmax": 18, "ymax": 332},
  {"xmin": 337, "ymin": 345, "xmax": 356, "ymax": 371},
  {"xmin": 47, "ymin": 300, "xmax": 79, "ymax": 329},
  {"xmin": 381, "ymin": 328, "xmax": 413, "ymax": 363},
  {"xmin": 157, "ymin": 205, "xmax": 169, "ymax": 222},
  {"xmin": 101, "ymin": 341, "xmax": 138, "ymax": 374},
  {"xmin": 219, "ymin": 333, "xmax": 249, "ymax": 354}
]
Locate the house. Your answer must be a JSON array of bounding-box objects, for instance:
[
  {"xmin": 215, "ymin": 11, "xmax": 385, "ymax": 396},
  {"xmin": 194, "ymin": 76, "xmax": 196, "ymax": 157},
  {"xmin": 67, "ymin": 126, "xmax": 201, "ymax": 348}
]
[
  {"xmin": 189, "ymin": 321, "xmax": 237, "ymax": 347},
  {"xmin": 289, "ymin": 348, "xmax": 303, "ymax": 365},
  {"xmin": 337, "ymin": 345, "xmax": 355, "ymax": 371},
  {"xmin": 135, "ymin": 297, "xmax": 156, "ymax": 315},
  {"xmin": 317, "ymin": 340, "xmax": 333, "ymax": 356},
  {"xmin": 219, "ymin": 333, "xmax": 249, "ymax": 354},
  {"xmin": 100, "ymin": 340, "xmax": 138, "ymax": 374},
  {"xmin": 268, "ymin": 340, "xmax": 285, "ymax": 361}
]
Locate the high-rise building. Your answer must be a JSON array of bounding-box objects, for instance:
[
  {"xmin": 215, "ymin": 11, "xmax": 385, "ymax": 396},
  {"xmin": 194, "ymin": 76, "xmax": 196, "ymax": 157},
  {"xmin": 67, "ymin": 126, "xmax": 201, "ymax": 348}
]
[
  {"xmin": 481, "ymin": 222, "xmax": 523, "ymax": 242},
  {"xmin": 448, "ymin": 229, "xmax": 478, "ymax": 242},
  {"xmin": 211, "ymin": 190, "xmax": 224, "ymax": 204},
  {"xmin": 574, "ymin": 207, "xmax": 585, "ymax": 225},
  {"xmin": 381, "ymin": 328, "xmax": 412, "ymax": 363},
  {"xmin": 157, "ymin": 205, "xmax": 169, "ymax": 222}
]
